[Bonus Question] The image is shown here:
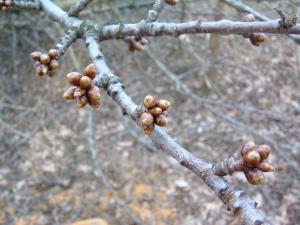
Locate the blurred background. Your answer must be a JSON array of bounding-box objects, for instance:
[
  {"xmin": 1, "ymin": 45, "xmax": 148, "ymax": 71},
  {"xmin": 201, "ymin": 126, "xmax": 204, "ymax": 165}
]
[{"xmin": 0, "ymin": 0, "xmax": 299, "ymax": 224}]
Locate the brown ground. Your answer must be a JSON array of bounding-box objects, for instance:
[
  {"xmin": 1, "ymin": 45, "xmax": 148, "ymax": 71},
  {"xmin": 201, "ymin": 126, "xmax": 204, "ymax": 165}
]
[{"xmin": 0, "ymin": 1, "xmax": 299, "ymax": 225}]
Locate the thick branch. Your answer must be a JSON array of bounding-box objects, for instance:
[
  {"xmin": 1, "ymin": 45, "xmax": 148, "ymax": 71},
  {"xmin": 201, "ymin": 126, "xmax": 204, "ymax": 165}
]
[
  {"xmin": 21, "ymin": 1, "xmax": 274, "ymax": 224},
  {"xmin": 100, "ymin": 19, "xmax": 300, "ymax": 40}
]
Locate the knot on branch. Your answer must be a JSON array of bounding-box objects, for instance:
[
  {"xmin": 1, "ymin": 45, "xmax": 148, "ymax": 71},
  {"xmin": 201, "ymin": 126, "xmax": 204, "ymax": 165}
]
[
  {"xmin": 125, "ymin": 36, "xmax": 149, "ymax": 52},
  {"xmin": 137, "ymin": 95, "xmax": 170, "ymax": 135},
  {"xmin": 0, "ymin": 0, "xmax": 13, "ymax": 12},
  {"xmin": 63, "ymin": 63, "xmax": 101, "ymax": 109},
  {"xmin": 241, "ymin": 14, "xmax": 266, "ymax": 47},
  {"xmin": 274, "ymin": 8, "xmax": 297, "ymax": 29},
  {"xmin": 79, "ymin": 20, "xmax": 99, "ymax": 38},
  {"xmin": 31, "ymin": 49, "xmax": 59, "ymax": 78}
]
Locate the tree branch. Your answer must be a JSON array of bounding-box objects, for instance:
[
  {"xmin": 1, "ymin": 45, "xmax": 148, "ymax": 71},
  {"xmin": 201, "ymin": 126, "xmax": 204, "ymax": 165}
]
[{"xmin": 68, "ymin": 0, "xmax": 93, "ymax": 17}]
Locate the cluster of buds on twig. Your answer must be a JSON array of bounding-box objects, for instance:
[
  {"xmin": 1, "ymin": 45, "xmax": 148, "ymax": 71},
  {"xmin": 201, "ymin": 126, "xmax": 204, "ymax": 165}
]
[
  {"xmin": 242, "ymin": 14, "xmax": 266, "ymax": 47},
  {"xmin": 0, "ymin": 0, "xmax": 13, "ymax": 12},
  {"xmin": 31, "ymin": 49, "xmax": 59, "ymax": 78},
  {"xmin": 165, "ymin": 0, "xmax": 178, "ymax": 6},
  {"xmin": 63, "ymin": 64, "xmax": 101, "ymax": 109},
  {"xmin": 128, "ymin": 37, "xmax": 149, "ymax": 52},
  {"xmin": 241, "ymin": 141, "xmax": 275, "ymax": 185},
  {"xmin": 138, "ymin": 96, "xmax": 170, "ymax": 135}
]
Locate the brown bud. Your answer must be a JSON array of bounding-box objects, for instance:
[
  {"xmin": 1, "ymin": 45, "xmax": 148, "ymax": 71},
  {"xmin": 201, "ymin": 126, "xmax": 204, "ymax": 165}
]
[
  {"xmin": 156, "ymin": 99, "xmax": 170, "ymax": 111},
  {"xmin": 49, "ymin": 60, "xmax": 59, "ymax": 70},
  {"xmin": 243, "ymin": 14, "xmax": 256, "ymax": 22},
  {"xmin": 40, "ymin": 54, "xmax": 50, "ymax": 64},
  {"xmin": 165, "ymin": 0, "xmax": 177, "ymax": 5},
  {"xmin": 253, "ymin": 33, "xmax": 266, "ymax": 43},
  {"xmin": 63, "ymin": 86, "xmax": 76, "ymax": 100},
  {"xmin": 256, "ymin": 145, "xmax": 271, "ymax": 162},
  {"xmin": 79, "ymin": 76, "xmax": 93, "ymax": 89},
  {"xmin": 144, "ymin": 95, "xmax": 156, "ymax": 109},
  {"xmin": 133, "ymin": 42, "xmax": 144, "ymax": 51},
  {"xmin": 258, "ymin": 162, "xmax": 275, "ymax": 172},
  {"xmin": 76, "ymin": 96, "xmax": 87, "ymax": 108},
  {"xmin": 67, "ymin": 72, "xmax": 82, "ymax": 86},
  {"xmin": 31, "ymin": 51, "xmax": 41, "ymax": 61},
  {"xmin": 74, "ymin": 87, "xmax": 86, "ymax": 98},
  {"xmin": 35, "ymin": 66, "xmax": 44, "ymax": 77},
  {"xmin": 87, "ymin": 86, "xmax": 101, "ymax": 107},
  {"xmin": 48, "ymin": 71, "xmax": 56, "ymax": 78},
  {"xmin": 162, "ymin": 110, "xmax": 168, "ymax": 117},
  {"xmin": 245, "ymin": 169, "xmax": 265, "ymax": 185},
  {"xmin": 243, "ymin": 150, "xmax": 261, "ymax": 168},
  {"xmin": 48, "ymin": 49, "xmax": 58, "ymax": 59},
  {"xmin": 128, "ymin": 44, "xmax": 135, "ymax": 52},
  {"xmin": 241, "ymin": 141, "xmax": 256, "ymax": 156},
  {"xmin": 154, "ymin": 115, "xmax": 168, "ymax": 127},
  {"xmin": 140, "ymin": 112, "xmax": 154, "ymax": 126},
  {"xmin": 5, "ymin": 0, "xmax": 12, "ymax": 7},
  {"xmin": 148, "ymin": 107, "xmax": 162, "ymax": 117},
  {"xmin": 140, "ymin": 38, "xmax": 149, "ymax": 46},
  {"xmin": 84, "ymin": 63, "xmax": 97, "ymax": 79},
  {"xmin": 144, "ymin": 124, "xmax": 154, "ymax": 135},
  {"xmin": 41, "ymin": 65, "xmax": 49, "ymax": 75}
]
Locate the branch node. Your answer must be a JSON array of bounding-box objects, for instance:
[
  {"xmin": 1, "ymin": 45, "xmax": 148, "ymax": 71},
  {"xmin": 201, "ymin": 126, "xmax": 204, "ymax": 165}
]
[{"xmin": 274, "ymin": 8, "xmax": 297, "ymax": 29}]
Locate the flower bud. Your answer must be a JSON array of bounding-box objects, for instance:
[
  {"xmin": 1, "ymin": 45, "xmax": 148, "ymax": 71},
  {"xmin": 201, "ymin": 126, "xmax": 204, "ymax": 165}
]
[
  {"xmin": 245, "ymin": 169, "xmax": 265, "ymax": 185},
  {"xmin": 241, "ymin": 141, "xmax": 256, "ymax": 156},
  {"xmin": 258, "ymin": 162, "xmax": 275, "ymax": 172},
  {"xmin": 165, "ymin": 0, "xmax": 177, "ymax": 5},
  {"xmin": 76, "ymin": 96, "xmax": 87, "ymax": 108},
  {"xmin": 79, "ymin": 76, "xmax": 92, "ymax": 89},
  {"xmin": 243, "ymin": 14, "xmax": 255, "ymax": 22},
  {"xmin": 31, "ymin": 51, "xmax": 41, "ymax": 61},
  {"xmin": 67, "ymin": 72, "xmax": 82, "ymax": 86},
  {"xmin": 133, "ymin": 42, "xmax": 144, "ymax": 51},
  {"xmin": 128, "ymin": 44, "xmax": 135, "ymax": 52},
  {"xmin": 154, "ymin": 115, "xmax": 168, "ymax": 127},
  {"xmin": 35, "ymin": 66, "xmax": 44, "ymax": 77},
  {"xmin": 243, "ymin": 150, "xmax": 261, "ymax": 167},
  {"xmin": 140, "ymin": 112, "xmax": 154, "ymax": 126},
  {"xmin": 140, "ymin": 38, "xmax": 149, "ymax": 46},
  {"xmin": 85, "ymin": 63, "xmax": 97, "ymax": 79},
  {"xmin": 63, "ymin": 86, "xmax": 76, "ymax": 100},
  {"xmin": 156, "ymin": 99, "xmax": 170, "ymax": 111},
  {"xmin": 74, "ymin": 87, "xmax": 86, "ymax": 98},
  {"xmin": 49, "ymin": 60, "xmax": 59, "ymax": 70},
  {"xmin": 149, "ymin": 107, "xmax": 162, "ymax": 117},
  {"xmin": 5, "ymin": 0, "xmax": 12, "ymax": 7},
  {"xmin": 41, "ymin": 65, "xmax": 49, "ymax": 75},
  {"xmin": 256, "ymin": 145, "xmax": 271, "ymax": 162},
  {"xmin": 87, "ymin": 86, "xmax": 101, "ymax": 107},
  {"xmin": 40, "ymin": 54, "xmax": 50, "ymax": 64},
  {"xmin": 48, "ymin": 49, "xmax": 58, "ymax": 59},
  {"xmin": 162, "ymin": 110, "xmax": 168, "ymax": 117},
  {"xmin": 144, "ymin": 95, "xmax": 156, "ymax": 109},
  {"xmin": 144, "ymin": 124, "xmax": 154, "ymax": 135}
]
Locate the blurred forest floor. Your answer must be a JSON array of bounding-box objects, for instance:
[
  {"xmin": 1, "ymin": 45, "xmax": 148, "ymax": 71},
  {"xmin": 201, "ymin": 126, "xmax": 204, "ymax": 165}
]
[{"xmin": 0, "ymin": 0, "xmax": 299, "ymax": 225}]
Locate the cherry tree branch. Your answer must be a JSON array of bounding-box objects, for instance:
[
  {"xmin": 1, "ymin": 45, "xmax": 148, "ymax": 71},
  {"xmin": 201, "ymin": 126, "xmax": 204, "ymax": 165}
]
[
  {"xmin": 13, "ymin": 0, "xmax": 41, "ymax": 10},
  {"xmin": 10, "ymin": 0, "xmax": 279, "ymax": 224},
  {"xmin": 147, "ymin": 0, "xmax": 165, "ymax": 22}
]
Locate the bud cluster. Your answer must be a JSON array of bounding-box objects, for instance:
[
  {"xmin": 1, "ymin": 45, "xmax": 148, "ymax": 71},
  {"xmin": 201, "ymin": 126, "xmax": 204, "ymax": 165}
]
[
  {"xmin": 241, "ymin": 141, "xmax": 275, "ymax": 185},
  {"xmin": 63, "ymin": 64, "xmax": 101, "ymax": 109},
  {"xmin": 242, "ymin": 14, "xmax": 266, "ymax": 46},
  {"xmin": 128, "ymin": 37, "xmax": 149, "ymax": 52},
  {"xmin": 0, "ymin": 0, "xmax": 13, "ymax": 12},
  {"xmin": 31, "ymin": 49, "xmax": 59, "ymax": 78},
  {"xmin": 165, "ymin": 0, "xmax": 178, "ymax": 5},
  {"xmin": 139, "ymin": 96, "xmax": 170, "ymax": 135}
]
